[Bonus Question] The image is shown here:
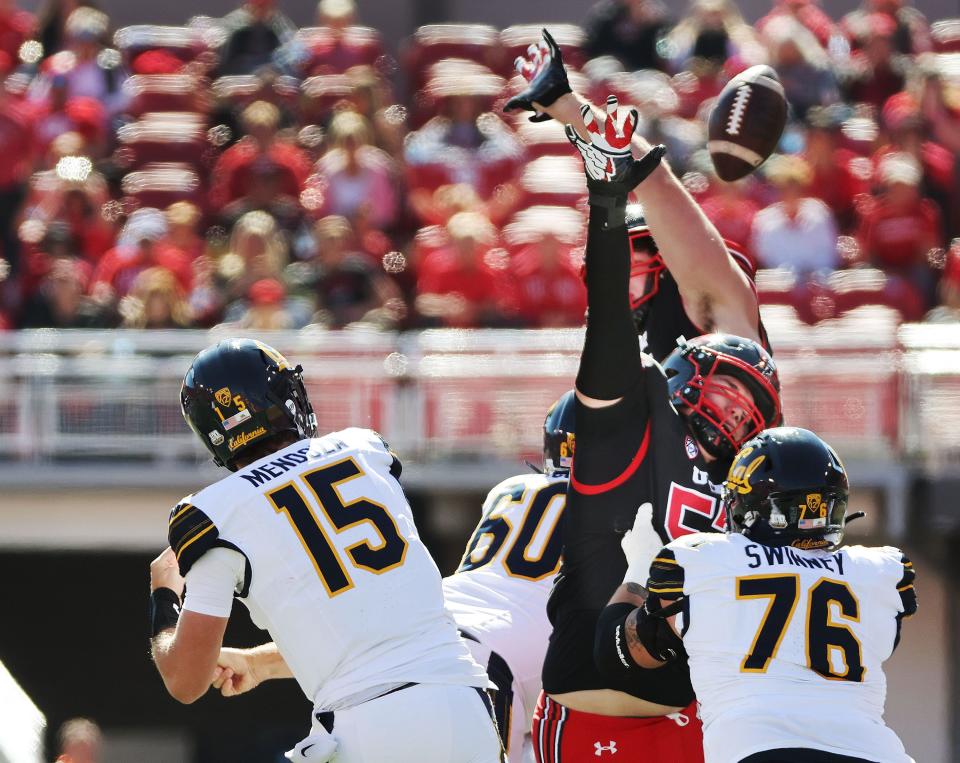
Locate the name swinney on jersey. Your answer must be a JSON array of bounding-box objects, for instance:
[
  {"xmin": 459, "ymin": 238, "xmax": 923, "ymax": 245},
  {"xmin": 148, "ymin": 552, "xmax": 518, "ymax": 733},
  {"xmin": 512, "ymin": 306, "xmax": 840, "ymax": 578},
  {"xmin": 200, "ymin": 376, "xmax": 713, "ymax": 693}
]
[{"xmin": 743, "ymin": 543, "xmax": 846, "ymax": 574}]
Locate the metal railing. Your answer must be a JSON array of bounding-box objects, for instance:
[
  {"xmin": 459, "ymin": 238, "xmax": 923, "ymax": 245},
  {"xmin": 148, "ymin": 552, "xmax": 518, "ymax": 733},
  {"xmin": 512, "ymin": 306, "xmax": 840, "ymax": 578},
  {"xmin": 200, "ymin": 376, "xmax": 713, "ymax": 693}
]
[{"xmin": 0, "ymin": 313, "xmax": 957, "ymax": 476}]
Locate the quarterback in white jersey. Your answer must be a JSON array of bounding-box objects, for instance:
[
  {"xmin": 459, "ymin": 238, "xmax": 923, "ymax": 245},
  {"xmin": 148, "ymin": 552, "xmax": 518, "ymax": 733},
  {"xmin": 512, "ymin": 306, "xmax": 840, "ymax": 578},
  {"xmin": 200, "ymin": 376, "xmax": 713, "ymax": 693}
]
[
  {"xmin": 443, "ymin": 390, "xmax": 573, "ymax": 762},
  {"xmin": 597, "ymin": 428, "xmax": 917, "ymax": 763},
  {"xmin": 148, "ymin": 339, "xmax": 502, "ymax": 763}
]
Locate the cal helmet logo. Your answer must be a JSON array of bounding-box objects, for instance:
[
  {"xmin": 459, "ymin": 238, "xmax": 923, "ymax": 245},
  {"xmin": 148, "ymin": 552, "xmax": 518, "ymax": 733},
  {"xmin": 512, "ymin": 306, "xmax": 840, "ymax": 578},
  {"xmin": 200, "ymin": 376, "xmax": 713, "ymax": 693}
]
[
  {"xmin": 559, "ymin": 432, "xmax": 576, "ymax": 467},
  {"xmin": 215, "ymin": 387, "xmax": 232, "ymax": 406},
  {"xmin": 684, "ymin": 435, "xmax": 698, "ymax": 460},
  {"xmin": 725, "ymin": 448, "xmax": 765, "ymax": 494},
  {"xmin": 806, "ymin": 493, "xmax": 824, "ymax": 516}
]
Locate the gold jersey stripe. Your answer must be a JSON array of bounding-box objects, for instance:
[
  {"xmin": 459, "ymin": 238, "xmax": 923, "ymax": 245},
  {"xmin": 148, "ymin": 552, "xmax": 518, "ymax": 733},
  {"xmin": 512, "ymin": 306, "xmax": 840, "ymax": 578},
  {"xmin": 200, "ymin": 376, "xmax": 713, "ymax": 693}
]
[
  {"xmin": 173, "ymin": 518, "xmax": 212, "ymax": 552},
  {"xmin": 652, "ymin": 557, "xmax": 678, "ymax": 565},
  {"xmin": 175, "ymin": 523, "xmax": 216, "ymax": 560},
  {"xmin": 897, "ymin": 583, "xmax": 915, "ymax": 592},
  {"xmin": 169, "ymin": 504, "xmax": 196, "ymax": 528},
  {"xmin": 647, "ymin": 586, "xmax": 684, "ymax": 594}
]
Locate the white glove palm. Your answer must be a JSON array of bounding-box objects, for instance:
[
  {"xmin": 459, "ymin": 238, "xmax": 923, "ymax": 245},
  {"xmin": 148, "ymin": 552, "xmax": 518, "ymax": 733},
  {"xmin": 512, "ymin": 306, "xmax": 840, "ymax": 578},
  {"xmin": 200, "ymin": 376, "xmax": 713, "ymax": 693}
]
[
  {"xmin": 285, "ymin": 728, "xmax": 338, "ymax": 762},
  {"xmin": 621, "ymin": 502, "xmax": 665, "ymax": 584}
]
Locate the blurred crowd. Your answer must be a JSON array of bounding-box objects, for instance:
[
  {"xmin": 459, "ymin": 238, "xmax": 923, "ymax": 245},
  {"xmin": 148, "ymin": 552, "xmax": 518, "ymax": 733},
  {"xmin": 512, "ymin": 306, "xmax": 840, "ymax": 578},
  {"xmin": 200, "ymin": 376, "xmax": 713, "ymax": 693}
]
[{"xmin": 0, "ymin": 0, "xmax": 957, "ymax": 331}]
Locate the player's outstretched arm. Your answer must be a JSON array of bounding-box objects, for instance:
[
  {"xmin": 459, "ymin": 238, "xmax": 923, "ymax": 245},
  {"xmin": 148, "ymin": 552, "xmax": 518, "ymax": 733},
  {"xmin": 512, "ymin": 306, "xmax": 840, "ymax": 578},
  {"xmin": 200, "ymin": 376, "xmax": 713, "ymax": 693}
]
[
  {"xmin": 149, "ymin": 548, "xmax": 229, "ymax": 704},
  {"xmin": 211, "ymin": 643, "xmax": 293, "ymax": 697},
  {"xmin": 508, "ymin": 30, "xmax": 760, "ymax": 342}
]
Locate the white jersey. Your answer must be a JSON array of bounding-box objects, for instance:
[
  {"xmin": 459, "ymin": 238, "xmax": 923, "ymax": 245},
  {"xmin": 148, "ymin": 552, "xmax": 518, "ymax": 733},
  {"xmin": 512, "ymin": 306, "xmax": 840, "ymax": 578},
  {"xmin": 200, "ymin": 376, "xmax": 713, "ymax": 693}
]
[
  {"xmin": 443, "ymin": 472, "xmax": 567, "ymax": 755},
  {"xmin": 168, "ymin": 428, "xmax": 488, "ymax": 712},
  {"xmin": 649, "ymin": 532, "xmax": 916, "ymax": 763}
]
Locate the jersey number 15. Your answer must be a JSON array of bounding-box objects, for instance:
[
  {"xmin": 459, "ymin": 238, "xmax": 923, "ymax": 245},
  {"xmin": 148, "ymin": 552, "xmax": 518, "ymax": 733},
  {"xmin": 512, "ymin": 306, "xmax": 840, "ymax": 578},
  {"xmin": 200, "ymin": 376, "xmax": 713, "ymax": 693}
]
[{"xmin": 266, "ymin": 457, "xmax": 408, "ymax": 597}]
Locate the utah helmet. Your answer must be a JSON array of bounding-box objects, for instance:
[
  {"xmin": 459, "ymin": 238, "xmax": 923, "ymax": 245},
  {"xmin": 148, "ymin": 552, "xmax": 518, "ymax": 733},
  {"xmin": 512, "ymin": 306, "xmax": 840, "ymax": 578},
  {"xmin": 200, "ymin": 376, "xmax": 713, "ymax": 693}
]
[
  {"xmin": 663, "ymin": 334, "xmax": 781, "ymax": 460},
  {"xmin": 543, "ymin": 390, "xmax": 575, "ymax": 475},
  {"xmin": 723, "ymin": 427, "xmax": 849, "ymax": 551},
  {"xmin": 181, "ymin": 338, "xmax": 317, "ymax": 471},
  {"xmin": 626, "ymin": 204, "xmax": 666, "ymax": 333}
]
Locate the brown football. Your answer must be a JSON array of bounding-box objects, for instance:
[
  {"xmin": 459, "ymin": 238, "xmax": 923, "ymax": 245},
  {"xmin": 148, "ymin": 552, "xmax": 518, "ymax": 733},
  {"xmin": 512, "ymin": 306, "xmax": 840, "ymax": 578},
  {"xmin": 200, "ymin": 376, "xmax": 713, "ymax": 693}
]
[{"xmin": 708, "ymin": 65, "xmax": 788, "ymax": 182}]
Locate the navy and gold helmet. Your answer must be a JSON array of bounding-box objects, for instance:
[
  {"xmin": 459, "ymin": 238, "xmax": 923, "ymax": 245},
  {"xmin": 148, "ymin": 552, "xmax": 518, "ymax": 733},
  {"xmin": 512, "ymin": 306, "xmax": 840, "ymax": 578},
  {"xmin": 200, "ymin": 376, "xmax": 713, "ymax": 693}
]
[
  {"xmin": 723, "ymin": 427, "xmax": 849, "ymax": 551},
  {"xmin": 663, "ymin": 334, "xmax": 781, "ymax": 460},
  {"xmin": 180, "ymin": 338, "xmax": 317, "ymax": 471},
  {"xmin": 543, "ymin": 390, "xmax": 575, "ymax": 476}
]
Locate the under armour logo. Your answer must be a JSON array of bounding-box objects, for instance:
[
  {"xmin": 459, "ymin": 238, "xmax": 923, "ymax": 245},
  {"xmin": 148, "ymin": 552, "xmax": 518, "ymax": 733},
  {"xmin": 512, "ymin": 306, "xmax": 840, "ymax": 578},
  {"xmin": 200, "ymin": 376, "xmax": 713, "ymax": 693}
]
[{"xmin": 594, "ymin": 741, "xmax": 618, "ymax": 756}]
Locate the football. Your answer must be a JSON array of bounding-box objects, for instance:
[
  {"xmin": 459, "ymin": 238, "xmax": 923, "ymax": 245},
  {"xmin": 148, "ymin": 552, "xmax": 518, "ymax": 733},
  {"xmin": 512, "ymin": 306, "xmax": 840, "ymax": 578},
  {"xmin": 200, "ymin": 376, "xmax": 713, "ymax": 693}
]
[{"xmin": 707, "ymin": 65, "xmax": 788, "ymax": 182}]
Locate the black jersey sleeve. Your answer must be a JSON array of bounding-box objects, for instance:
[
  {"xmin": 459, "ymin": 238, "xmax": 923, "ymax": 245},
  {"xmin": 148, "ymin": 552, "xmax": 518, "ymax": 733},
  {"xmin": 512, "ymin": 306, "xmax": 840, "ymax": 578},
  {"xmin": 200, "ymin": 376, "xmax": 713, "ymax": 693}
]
[
  {"xmin": 168, "ymin": 502, "xmax": 222, "ymax": 577},
  {"xmin": 893, "ymin": 553, "xmax": 917, "ymax": 651},
  {"xmin": 646, "ymin": 547, "xmax": 685, "ymax": 602}
]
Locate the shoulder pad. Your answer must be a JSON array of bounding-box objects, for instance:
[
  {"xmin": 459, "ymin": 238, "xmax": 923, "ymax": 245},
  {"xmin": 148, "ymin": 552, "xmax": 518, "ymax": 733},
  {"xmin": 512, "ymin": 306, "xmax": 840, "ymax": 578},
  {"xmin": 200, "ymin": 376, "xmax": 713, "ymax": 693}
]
[
  {"xmin": 168, "ymin": 501, "xmax": 220, "ymax": 577},
  {"xmin": 646, "ymin": 546, "xmax": 685, "ymax": 601}
]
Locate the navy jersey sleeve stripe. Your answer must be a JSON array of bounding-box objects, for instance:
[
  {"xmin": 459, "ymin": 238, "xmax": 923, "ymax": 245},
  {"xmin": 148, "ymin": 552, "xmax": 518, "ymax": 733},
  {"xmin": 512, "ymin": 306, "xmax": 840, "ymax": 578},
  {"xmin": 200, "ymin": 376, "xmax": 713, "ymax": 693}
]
[
  {"xmin": 646, "ymin": 547, "xmax": 685, "ymax": 600},
  {"xmin": 167, "ymin": 502, "xmax": 221, "ymax": 576}
]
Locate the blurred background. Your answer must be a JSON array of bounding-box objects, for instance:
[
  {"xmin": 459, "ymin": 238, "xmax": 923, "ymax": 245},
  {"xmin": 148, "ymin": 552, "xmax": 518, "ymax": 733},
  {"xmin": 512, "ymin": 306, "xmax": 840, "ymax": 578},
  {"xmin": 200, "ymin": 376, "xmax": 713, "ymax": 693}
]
[{"xmin": 0, "ymin": 0, "xmax": 957, "ymax": 761}]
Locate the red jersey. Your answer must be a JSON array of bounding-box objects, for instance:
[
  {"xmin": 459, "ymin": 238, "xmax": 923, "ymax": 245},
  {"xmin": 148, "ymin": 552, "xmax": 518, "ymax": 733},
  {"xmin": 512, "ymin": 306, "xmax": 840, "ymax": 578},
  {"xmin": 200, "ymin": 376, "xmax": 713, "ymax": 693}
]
[
  {"xmin": 91, "ymin": 244, "xmax": 193, "ymax": 297},
  {"xmin": 209, "ymin": 138, "xmax": 312, "ymax": 208},
  {"xmin": 416, "ymin": 248, "xmax": 518, "ymax": 327}
]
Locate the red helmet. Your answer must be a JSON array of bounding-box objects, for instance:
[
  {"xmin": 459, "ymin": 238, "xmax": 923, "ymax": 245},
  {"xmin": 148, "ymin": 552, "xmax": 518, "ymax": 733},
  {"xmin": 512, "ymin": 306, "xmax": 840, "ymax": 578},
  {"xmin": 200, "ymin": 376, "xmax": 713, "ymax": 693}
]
[{"xmin": 663, "ymin": 334, "xmax": 782, "ymax": 460}]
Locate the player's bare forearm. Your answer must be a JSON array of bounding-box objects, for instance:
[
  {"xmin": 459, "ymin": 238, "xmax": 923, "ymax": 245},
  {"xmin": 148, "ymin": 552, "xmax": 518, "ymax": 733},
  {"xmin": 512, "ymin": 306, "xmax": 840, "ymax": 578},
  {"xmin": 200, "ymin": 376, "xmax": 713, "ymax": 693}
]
[
  {"xmin": 608, "ymin": 581, "xmax": 648, "ymax": 607},
  {"xmin": 631, "ymin": 165, "xmax": 759, "ymax": 340},
  {"xmin": 247, "ymin": 642, "xmax": 293, "ymax": 680},
  {"xmin": 151, "ymin": 611, "xmax": 228, "ymax": 704}
]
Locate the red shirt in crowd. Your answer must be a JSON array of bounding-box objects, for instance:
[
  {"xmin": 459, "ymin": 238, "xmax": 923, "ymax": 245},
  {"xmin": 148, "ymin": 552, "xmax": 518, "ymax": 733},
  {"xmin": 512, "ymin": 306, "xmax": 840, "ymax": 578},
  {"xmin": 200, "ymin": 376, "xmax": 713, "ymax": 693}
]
[
  {"xmin": 511, "ymin": 243, "xmax": 586, "ymax": 327},
  {"xmin": 699, "ymin": 195, "xmax": 761, "ymax": 265},
  {"xmin": 804, "ymin": 148, "xmax": 872, "ymax": 230},
  {"xmin": 0, "ymin": 6, "xmax": 34, "ymax": 75},
  {"xmin": 91, "ymin": 244, "xmax": 193, "ymax": 297},
  {"xmin": 857, "ymin": 196, "xmax": 941, "ymax": 269},
  {"xmin": 0, "ymin": 97, "xmax": 34, "ymax": 188},
  {"xmin": 416, "ymin": 247, "xmax": 518, "ymax": 327},
  {"xmin": 209, "ymin": 137, "xmax": 312, "ymax": 208}
]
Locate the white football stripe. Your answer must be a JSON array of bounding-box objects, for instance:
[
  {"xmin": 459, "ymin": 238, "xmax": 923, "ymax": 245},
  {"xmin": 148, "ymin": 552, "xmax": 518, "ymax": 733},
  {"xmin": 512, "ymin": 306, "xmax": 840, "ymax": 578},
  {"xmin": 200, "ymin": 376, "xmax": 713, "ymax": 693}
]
[{"xmin": 707, "ymin": 140, "xmax": 766, "ymax": 168}]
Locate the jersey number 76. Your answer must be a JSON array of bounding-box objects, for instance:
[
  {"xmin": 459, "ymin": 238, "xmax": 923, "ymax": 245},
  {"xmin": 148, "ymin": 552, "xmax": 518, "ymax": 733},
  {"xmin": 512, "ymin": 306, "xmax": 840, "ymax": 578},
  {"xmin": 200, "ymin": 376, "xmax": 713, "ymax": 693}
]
[{"xmin": 266, "ymin": 457, "xmax": 408, "ymax": 597}]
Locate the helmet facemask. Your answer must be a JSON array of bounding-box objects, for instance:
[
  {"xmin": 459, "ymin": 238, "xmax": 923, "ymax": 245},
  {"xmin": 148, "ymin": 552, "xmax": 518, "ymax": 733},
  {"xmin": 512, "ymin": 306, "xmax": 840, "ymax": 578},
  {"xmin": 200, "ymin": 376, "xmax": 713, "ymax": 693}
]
[{"xmin": 627, "ymin": 229, "xmax": 666, "ymax": 334}]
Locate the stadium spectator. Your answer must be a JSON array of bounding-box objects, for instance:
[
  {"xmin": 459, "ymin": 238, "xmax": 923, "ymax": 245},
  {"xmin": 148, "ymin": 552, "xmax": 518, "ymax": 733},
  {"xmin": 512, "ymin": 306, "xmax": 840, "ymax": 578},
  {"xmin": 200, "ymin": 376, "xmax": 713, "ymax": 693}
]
[
  {"xmin": 311, "ymin": 110, "xmax": 399, "ymax": 229},
  {"xmin": 857, "ymin": 152, "xmax": 942, "ymax": 306},
  {"xmin": 229, "ymin": 276, "xmax": 298, "ymax": 329},
  {"xmin": 751, "ymin": 155, "xmax": 840, "ymax": 272},
  {"xmin": 583, "ymin": 0, "xmax": 671, "ymax": 71},
  {"xmin": 54, "ymin": 717, "xmax": 102, "ymax": 763},
  {"xmin": 875, "ymin": 91, "xmax": 955, "ymax": 241},
  {"xmin": 19, "ymin": 256, "xmax": 112, "ymax": 328},
  {"xmin": 0, "ymin": 0, "xmax": 34, "ymax": 76},
  {"xmin": 840, "ymin": 12, "xmax": 907, "ymax": 109},
  {"xmin": 31, "ymin": 75, "xmax": 107, "ymax": 157},
  {"xmin": 295, "ymin": 214, "xmax": 401, "ymax": 328},
  {"xmin": 216, "ymin": 210, "xmax": 288, "ymax": 305},
  {"xmin": 91, "ymin": 207, "xmax": 192, "ymax": 299},
  {"xmin": 756, "ymin": 0, "xmax": 841, "ymax": 49},
  {"xmin": 162, "ymin": 202, "xmax": 205, "ymax": 262},
  {"xmin": 802, "ymin": 105, "xmax": 872, "ymax": 232},
  {"xmin": 512, "ymin": 234, "xmax": 587, "ymax": 327},
  {"xmin": 404, "ymin": 89, "xmax": 523, "ymax": 217},
  {"xmin": 842, "ymin": 0, "xmax": 932, "ymax": 55},
  {"xmin": 761, "ymin": 15, "xmax": 840, "ymax": 120},
  {"xmin": 414, "ymin": 211, "xmax": 517, "ymax": 328},
  {"xmin": 665, "ymin": 0, "xmax": 758, "ymax": 70},
  {"xmin": 216, "ymin": 0, "xmax": 296, "ymax": 76},
  {"xmin": 28, "ymin": 7, "xmax": 126, "ymax": 114},
  {"xmin": 119, "ymin": 266, "xmax": 193, "ymax": 328},
  {"xmin": 210, "ymin": 100, "xmax": 312, "ymax": 225},
  {"xmin": 0, "ymin": 78, "xmax": 35, "ymax": 273}
]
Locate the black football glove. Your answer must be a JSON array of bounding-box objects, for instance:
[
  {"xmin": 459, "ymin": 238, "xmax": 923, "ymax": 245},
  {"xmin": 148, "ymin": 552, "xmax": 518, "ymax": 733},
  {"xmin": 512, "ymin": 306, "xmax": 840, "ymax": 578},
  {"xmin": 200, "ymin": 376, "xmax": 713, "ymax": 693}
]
[
  {"xmin": 565, "ymin": 96, "xmax": 666, "ymax": 226},
  {"xmin": 635, "ymin": 596, "xmax": 686, "ymax": 664},
  {"xmin": 503, "ymin": 28, "xmax": 572, "ymax": 123}
]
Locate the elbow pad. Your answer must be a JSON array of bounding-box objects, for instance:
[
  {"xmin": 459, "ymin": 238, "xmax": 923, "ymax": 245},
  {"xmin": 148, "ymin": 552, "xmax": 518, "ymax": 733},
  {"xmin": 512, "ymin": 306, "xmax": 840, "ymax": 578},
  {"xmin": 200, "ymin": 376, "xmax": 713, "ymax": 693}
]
[{"xmin": 594, "ymin": 603, "xmax": 641, "ymax": 680}]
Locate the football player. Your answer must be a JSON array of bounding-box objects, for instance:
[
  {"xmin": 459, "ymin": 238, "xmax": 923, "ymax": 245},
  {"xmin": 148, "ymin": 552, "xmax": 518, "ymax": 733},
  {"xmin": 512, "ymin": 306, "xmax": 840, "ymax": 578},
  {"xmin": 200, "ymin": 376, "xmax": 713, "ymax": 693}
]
[
  {"xmin": 601, "ymin": 427, "xmax": 917, "ymax": 763},
  {"xmin": 444, "ymin": 391, "xmax": 574, "ymax": 763},
  {"xmin": 504, "ymin": 30, "xmax": 783, "ymax": 761},
  {"xmin": 148, "ymin": 339, "xmax": 503, "ymax": 763}
]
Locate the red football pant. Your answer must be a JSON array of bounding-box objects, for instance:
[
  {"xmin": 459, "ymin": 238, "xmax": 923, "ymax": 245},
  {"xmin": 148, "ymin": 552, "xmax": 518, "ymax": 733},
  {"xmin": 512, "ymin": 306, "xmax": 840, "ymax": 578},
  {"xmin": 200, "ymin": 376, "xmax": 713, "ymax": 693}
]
[{"xmin": 531, "ymin": 692, "xmax": 704, "ymax": 762}]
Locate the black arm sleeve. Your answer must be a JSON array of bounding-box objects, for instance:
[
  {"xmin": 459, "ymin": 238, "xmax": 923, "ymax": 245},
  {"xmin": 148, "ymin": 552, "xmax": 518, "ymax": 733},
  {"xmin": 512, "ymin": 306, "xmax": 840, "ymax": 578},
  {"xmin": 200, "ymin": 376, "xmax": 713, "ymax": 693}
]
[{"xmin": 575, "ymin": 203, "xmax": 644, "ymax": 401}]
